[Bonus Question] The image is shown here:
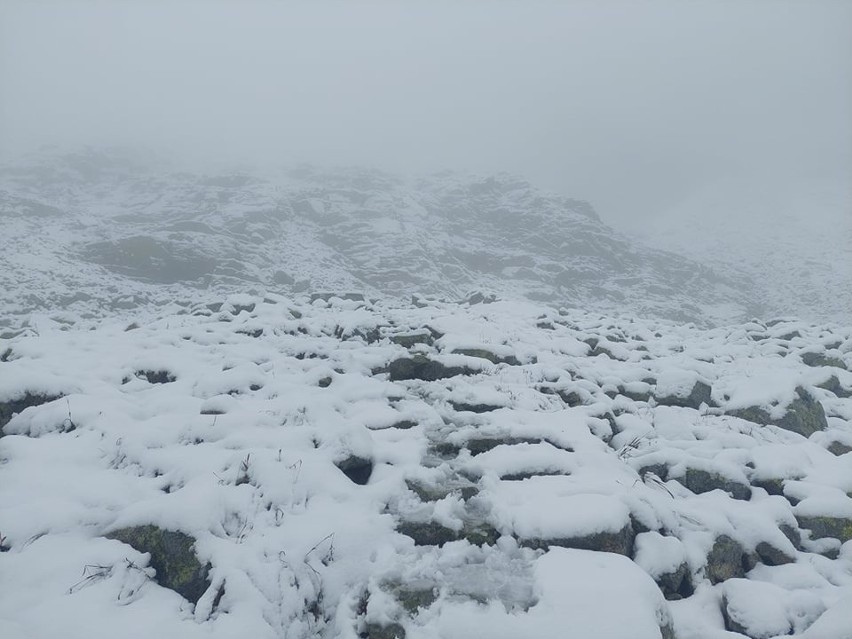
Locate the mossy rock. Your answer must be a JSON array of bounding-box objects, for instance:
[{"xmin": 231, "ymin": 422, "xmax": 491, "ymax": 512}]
[
  {"xmin": 678, "ymin": 468, "xmax": 751, "ymax": 501},
  {"xmin": 390, "ymin": 584, "xmax": 438, "ymax": 614},
  {"xmin": 750, "ymin": 477, "xmax": 785, "ymax": 496},
  {"xmin": 729, "ymin": 387, "xmax": 828, "ymax": 437},
  {"xmin": 450, "ymin": 348, "xmax": 520, "ymax": 366},
  {"xmin": 776, "ymin": 387, "xmax": 828, "ymax": 437},
  {"xmin": 387, "ymin": 356, "xmax": 475, "ymax": 382},
  {"xmin": 795, "ymin": 515, "xmax": 852, "ymax": 543},
  {"xmin": 801, "ymin": 352, "xmax": 846, "ymax": 370},
  {"xmin": 521, "ymin": 522, "xmax": 635, "ymax": 556},
  {"xmin": 106, "ymin": 525, "xmax": 211, "ymax": 604},
  {"xmin": 705, "ymin": 535, "xmax": 749, "ymax": 584},
  {"xmin": 655, "ymin": 381, "xmax": 713, "ymax": 409},
  {"xmin": 0, "ymin": 392, "xmax": 64, "ymax": 430}
]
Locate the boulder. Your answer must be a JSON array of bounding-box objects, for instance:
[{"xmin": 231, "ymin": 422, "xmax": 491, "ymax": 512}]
[
  {"xmin": 106, "ymin": 525, "xmax": 211, "ymax": 605},
  {"xmin": 729, "ymin": 386, "xmax": 828, "ymax": 437},
  {"xmin": 705, "ymin": 534, "xmax": 749, "ymax": 584}
]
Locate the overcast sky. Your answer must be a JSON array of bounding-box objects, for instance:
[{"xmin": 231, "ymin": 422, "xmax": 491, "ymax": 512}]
[{"xmin": 1, "ymin": 0, "xmax": 850, "ymax": 223}]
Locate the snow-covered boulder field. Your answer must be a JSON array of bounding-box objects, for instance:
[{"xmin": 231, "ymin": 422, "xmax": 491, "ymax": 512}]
[{"xmin": 1, "ymin": 295, "xmax": 851, "ymax": 639}]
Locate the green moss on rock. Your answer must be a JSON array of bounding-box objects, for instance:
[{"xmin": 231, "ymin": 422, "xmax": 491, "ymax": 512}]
[
  {"xmin": 106, "ymin": 525, "xmax": 211, "ymax": 604},
  {"xmin": 795, "ymin": 515, "xmax": 852, "ymax": 543}
]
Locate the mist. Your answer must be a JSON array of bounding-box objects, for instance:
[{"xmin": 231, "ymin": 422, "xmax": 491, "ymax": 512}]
[{"xmin": 2, "ymin": 0, "xmax": 850, "ymax": 225}]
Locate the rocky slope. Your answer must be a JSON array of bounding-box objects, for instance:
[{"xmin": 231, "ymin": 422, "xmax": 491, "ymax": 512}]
[
  {"xmin": 1, "ymin": 294, "xmax": 851, "ymax": 638},
  {"xmin": 0, "ymin": 149, "xmax": 750, "ymax": 329}
]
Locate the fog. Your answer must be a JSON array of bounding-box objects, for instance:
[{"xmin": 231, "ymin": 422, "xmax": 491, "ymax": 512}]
[{"xmin": 2, "ymin": 0, "xmax": 850, "ymax": 225}]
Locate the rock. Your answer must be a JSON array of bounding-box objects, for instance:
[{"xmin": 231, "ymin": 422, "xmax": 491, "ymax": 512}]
[
  {"xmin": 136, "ymin": 369, "xmax": 176, "ymax": 384},
  {"xmin": 450, "ymin": 401, "xmax": 503, "ymax": 413},
  {"xmin": 817, "ymin": 375, "xmax": 852, "ymax": 398},
  {"xmin": 0, "ymin": 392, "xmax": 64, "ymax": 431},
  {"xmin": 364, "ymin": 622, "xmax": 406, "ymax": 639},
  {"xmin": 750, "ymin": 477, "xmax": 785, "ymax": 496},
  {"xmin": 655, "ymin": 562, "xmax": 694, "ymax": 601},
  {"xmin": 705, "ymin": 535, "xmax": 749, "ymax": 584},
  {"xmin": 318, "ymin": 376, "xmax": 333, "ymax": 388},
  {"xmin": 521, "ymin": 522, "xmax": 635, "ymax": 557},
  {"xmin": 730, "ymin": 386, "xmax": 828, "ymax": 437},
  {"xmin": 777, "ymin": 387, "xmax": 829, "ymax": 437},
  {"xmin": 678, "ymin": 467, "xmax": 751, "ymax": 501},
  {"xmin": 389, "ymin": 331, "xmax": 434, "ymax": 348},
  {"xmin": 827, "ymin": 440, "xmax": 852, "ymax": 456},
  {"xmin": 655, "ymin": 380, "xmax": 713, "ymax": 409},
  {"xmin": 795, "ymin": 515, "xmax": 852, "ymax": 543},
  {"xmin": 106, "ymin": 525, "xmax": 211, "ymax": 605},
  {"xmin": 754, "ymin": 541, "xmax": 795, "ymax": 566},
  {"xmin": 335, "ymin": 456, "xmax": 373, "ymax": 485},
  {"xmin": 801, "ymin": 351, "xmax": 846, "ymax": 369},
  {"xmin": 396, "ymin": 522, "xmax": 459, "ymax": 547},
  {"xmin": 390, "ymin": 584, "xmax": 438, "ymax": 614},
  {"xmin": 465, "ymin": 436, "xmax": 559, "ymax": 456},
  {"xmin": 387, "ymin": 355, "xmax": 475, "ymax": 381},
  {"xmin": 450, "ymin": 348, "xmax": 520, "ymax": 366}
]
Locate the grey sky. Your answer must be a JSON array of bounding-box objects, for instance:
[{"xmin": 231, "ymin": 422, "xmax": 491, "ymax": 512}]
[{"xmin": 2, "ymin": 0, "xmax": 850, "ymax": 223}]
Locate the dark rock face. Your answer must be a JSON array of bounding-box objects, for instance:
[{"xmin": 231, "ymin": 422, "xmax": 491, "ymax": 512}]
[
  {"xmin": 0, "ymin": 392, "xmax": 64, "ymax": 431},
  {"xmin": 655, "ymin": 381, "xmax": 713, "ymax": 409},
  {"xmin": 106, "ymin": 525, "xmax": 211, "ymax": 605},
  {"xmin": 678, "ymin": 468, "xmax": 751, "ymax": 501},
  {"xmin": 795, "ymin": 515, "xmax": 852, "ymax": 543},
  {"xmin": 335, "ymin": 456, "xmax": 374, "ymax": 485},
  {"xmin": 387, "ymin": 356, "xmax": 474, "ymax": 382},
  {"xmin": 521, "ymin": 522, "xmax": 635, "ymax": 557},
  {"xmin": 705, "ymin": 535, "xmax": 749, "ymax": 584}
]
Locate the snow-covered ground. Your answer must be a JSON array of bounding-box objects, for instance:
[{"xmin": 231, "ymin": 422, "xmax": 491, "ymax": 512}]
[{"xmin": 1, "ymin": 294, "xmax": 851, "ymax": 638}]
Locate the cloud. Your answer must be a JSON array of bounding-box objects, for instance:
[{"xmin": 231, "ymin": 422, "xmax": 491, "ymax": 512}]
[{"xmin": 2, "ymin": 0, "xmax": 850, "ymax": 222}]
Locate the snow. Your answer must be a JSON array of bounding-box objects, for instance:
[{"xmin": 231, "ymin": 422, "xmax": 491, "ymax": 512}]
[{"xmin": 1, "ymin": 295, "xmax": 851, "ymax": 637}]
